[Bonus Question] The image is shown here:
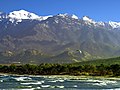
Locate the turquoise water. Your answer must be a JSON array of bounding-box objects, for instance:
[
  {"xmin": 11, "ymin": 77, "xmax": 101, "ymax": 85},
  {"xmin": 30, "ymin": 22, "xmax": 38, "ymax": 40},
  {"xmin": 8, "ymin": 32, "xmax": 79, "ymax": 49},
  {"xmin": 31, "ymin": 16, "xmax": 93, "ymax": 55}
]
[{"xmin": 0, "ymin": 75, "xmax": 120, "ymax": 90}]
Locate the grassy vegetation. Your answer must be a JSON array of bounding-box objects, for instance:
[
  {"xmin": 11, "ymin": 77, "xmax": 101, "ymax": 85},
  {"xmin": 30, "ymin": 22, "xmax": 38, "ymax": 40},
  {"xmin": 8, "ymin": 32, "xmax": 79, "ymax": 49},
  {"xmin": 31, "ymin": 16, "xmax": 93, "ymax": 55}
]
[
  {"xmin": 76, "ymin": 57, "xmax": 120, "ymax": 65},
  {"xmin": 1, "ymin": 55, "xmax": 120, "ymax": 77}
]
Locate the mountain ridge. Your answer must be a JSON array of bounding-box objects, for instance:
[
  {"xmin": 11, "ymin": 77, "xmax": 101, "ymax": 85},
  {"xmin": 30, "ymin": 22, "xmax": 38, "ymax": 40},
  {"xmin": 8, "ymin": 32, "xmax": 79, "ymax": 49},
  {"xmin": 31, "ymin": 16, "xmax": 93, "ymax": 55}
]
[
  {"xmin": 0, "ymin": 10, "xmax": 120, "ymax": 29},
  {"xmin": 0, "ymin": 10, "xmax": 120, "ymax": 63}
]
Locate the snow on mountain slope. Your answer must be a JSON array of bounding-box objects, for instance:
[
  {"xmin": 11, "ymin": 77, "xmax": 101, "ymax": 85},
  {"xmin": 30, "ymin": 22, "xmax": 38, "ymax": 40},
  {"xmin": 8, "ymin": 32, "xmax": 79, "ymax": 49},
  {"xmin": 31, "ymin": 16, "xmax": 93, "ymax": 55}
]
[
  {"xmin": 8, "ymin": 10, "xmax": 52, "ymax": 23},
  {"xmin": 109, "ymin": 21, "xmax": 120, "ymax": 28},
  {"xmin": 57, "ymin": 13, "xmax": 78, "ymax": 19},
  {"xmin": 81, "ymin": 16, "xmax": 120, "ymax": 29},
  {"xmin": 0, "ymin": 10, "xmax": 120, "ymax": 29},
  {"xmin": 8, "ymin": 10, "xmax": 40, "ymax": 20},
  {"xmin": 57, "ymin": 13, "xmax": 68, "ymax": 18},
  {"xmin": 71, "ymin": 14, "xmax": 79, "ymax": 19},
  {"xmin": 82, "ymin": 16, "xmax": 97, "ymax": 26},
  {"xmin": 82, "ymin": 16, "xmax": 93, "ymax": 22}
]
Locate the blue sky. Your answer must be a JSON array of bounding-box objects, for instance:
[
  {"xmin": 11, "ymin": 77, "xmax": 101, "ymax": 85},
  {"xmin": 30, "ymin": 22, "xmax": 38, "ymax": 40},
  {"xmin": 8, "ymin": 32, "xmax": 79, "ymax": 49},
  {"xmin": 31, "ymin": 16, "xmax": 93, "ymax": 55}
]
[{"xmin": 0, "ymin": 0, "xmax": 120, "ymax": 22}]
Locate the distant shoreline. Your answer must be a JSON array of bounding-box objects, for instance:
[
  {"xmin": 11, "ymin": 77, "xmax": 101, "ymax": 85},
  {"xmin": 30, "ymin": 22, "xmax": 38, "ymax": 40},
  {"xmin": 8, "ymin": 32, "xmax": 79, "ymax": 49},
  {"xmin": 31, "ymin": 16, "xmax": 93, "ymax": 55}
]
[
  {"xmin": 1, "ymin": 73, "xmax": 120, "ymax": 80},
  {"xmin": 0, "ymin": 64, "xmax": 120, "ymax": 77}
]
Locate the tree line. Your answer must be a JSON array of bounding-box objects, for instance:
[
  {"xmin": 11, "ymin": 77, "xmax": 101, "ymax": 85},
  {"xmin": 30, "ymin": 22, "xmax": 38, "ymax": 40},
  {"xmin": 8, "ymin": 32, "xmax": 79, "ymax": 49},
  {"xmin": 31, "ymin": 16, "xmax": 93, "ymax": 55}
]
[{"xmin": 0, "ymin": 63, "xmax": 120, "ymax": 76}]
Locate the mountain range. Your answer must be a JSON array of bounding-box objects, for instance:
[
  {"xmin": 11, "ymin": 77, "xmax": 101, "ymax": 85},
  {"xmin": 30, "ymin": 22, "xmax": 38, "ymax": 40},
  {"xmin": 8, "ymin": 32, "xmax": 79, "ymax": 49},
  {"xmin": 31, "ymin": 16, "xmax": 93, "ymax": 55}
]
[{"xmin": 0, "ymin": 10, "xmax": 120, "ymax": 64}]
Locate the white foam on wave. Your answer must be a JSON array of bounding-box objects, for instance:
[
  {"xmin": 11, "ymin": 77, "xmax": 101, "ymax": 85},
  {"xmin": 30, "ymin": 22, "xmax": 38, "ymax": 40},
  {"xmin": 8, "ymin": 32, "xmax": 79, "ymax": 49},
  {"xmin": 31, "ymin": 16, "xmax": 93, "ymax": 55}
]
[
  {"xmin": 0, "ymin": 80, "xmax": 3, "ymax": 82},
  {"xmin": 41, "ymin": 85, "xmax": 64, "ymax": 89},
  {"xmin": 21, "ymin": 81, "xmax": 43, "ymax": 85},
  {"xmin": 56, "ymin": 85, "xmax": 64, "ymax": 88},
  {"xmin": 92, "ymin": 82, "xmax": 107, "ymax": 86},
  {"xmin": 86, "ymin": 79, "xmax": 103, "ymax": 83},
  {"xmin": 41, "ymin": 85, "xmax": 50, "ymax": 88},
  {"xmin": 14, "ymin": 77, "xmax": 32, "ymax": 81},
  {"xmin": 58, "ymin": 79, "xmax": 64, "ymax": 82},
  {"xmin": 36, "ymin": 87, "xmax": 41, "ymax": 89},
  {"xmin": 86, "ymin": 79, "xmax": 117, "ymax": 86},
  {"xmin": 73, "ymin": 85, "xmax": 78, "ymax": 87},
  {"xmin": 48, "ymin": 80, "xmax": 57, "ymax": 82},
  {"xmin": 104, "ymin": 80, "xmax": 117, "ymax": 84},
  {"xmin": 114, "ymin": 88, "xmax": 120, "ymax": 90},
  {"xmin": 48, "ymin": 79, "xmax": 64, "ymax": 83},
  {"xmin": 18, "ymin": 88, "xmax": 35, "ymax": 90}
]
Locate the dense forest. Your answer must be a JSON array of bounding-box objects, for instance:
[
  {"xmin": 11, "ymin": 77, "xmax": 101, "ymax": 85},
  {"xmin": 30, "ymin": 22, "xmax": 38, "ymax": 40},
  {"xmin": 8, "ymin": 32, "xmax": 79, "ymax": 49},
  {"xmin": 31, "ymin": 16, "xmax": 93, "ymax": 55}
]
[{"xmin": 0, "ymin": 63, "xmax": 120, "ymax": 76}]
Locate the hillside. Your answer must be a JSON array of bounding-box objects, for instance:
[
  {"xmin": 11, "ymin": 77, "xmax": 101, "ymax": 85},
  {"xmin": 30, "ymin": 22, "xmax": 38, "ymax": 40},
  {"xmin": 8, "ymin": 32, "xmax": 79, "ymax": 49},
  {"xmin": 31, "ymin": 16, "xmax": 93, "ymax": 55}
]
[
  {"xmin": 77, "ymin": 57, "xmax": 120, "ymax": 65},
  {"xmin": 0, "ymin": 10, "xmax": 120, "ymax": 63}
]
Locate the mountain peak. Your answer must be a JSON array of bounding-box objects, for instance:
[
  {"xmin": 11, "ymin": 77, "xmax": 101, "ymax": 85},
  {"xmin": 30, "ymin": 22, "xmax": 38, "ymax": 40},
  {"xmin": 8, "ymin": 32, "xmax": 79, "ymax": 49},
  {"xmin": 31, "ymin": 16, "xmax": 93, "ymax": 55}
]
[
  {"xmin": 57, "ymin": 13, "xmax": 69, "ymax": 17},
  {"xmin": 82, "ymin": 16, "xmax": 93, "ymax": 22},
  {"xmin": 8, "ymin": 10, "xmax": 40, "ymax": 20},
  {"xmin": 7, "ymin": 10, "xmax": 53, "ymax": 23},
  {"xmin": 71, "ymin": 14, "xmax": 79, "ymax": 19},
  {"xmin": 108, "ymin": 21, "xmax": 120, "ymax": 29},
  {"xmin": 1, "ymin": 10, "xmax": 120, "ymax": 29},
  {"xmin": 57, "ymin": 13, "xmax": 79, "ymax": 19}
]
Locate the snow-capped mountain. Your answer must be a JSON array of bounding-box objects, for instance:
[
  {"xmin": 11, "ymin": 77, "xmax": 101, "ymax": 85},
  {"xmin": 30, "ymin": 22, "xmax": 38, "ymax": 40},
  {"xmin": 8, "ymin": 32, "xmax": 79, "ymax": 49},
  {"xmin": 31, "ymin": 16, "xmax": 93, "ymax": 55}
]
[
  {"xmin": 57, "ymin": 13, "xmax": 79, "ymax": 19},
  {"xmin": 71, "ymin": 14, "xmax": 79, "ymax": 19},
  {"xmin": 108, "ymin": 21, "xmax": 120, "ymax": 29},
  {"xmin": 1, "ymin": 10, "xmax": 120, "ymax": 64},
  {"xmin": 0, "ymin": 10, "xmax": 52, "ymax": 23},
  {"xmin": 8, "ymin": 10, "xmax": 40, "ymax": 20},
  {"xmin": 0, "ymin": 10, "xmax": 120, "ymax": 29},
  {"xmin": 82, "ymin": 16, "xmax": 94, "ymax": 23},
  {"xmin": 81, "ymin": 16, "xmax": 120, "ymax": 29}
]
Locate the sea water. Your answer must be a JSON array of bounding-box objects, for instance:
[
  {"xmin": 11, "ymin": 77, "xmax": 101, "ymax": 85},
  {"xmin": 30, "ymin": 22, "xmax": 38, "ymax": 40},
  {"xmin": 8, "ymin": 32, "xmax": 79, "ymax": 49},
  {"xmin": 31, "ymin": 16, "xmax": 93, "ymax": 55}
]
[{"xmin": 0, "ymin": 75, "xmax": 120, "ymax": 90}]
